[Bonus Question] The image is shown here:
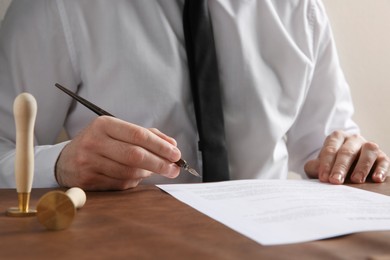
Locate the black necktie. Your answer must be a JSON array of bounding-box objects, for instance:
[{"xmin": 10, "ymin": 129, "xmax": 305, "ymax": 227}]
[{"xmin": 183, "ymin": 0, "xmax": 230, "ymax": 182}]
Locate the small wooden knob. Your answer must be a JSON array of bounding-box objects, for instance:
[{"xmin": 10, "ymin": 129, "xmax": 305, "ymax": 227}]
[
  {"xmin": 6, "ymin": 93, "xmax": 37, "ymax": 217},
  {"xmin": 36, "ymin": 188, "xmax": 86, "ymax": 230},
  {"xmin": 66, "ymin": 187, "xmax": 87, "ymax": 208}
]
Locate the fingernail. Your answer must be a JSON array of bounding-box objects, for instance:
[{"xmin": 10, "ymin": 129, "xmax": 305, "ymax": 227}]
[
  {"xmin": 353, "ymin": 172, "xmax": 366, "ymax": 183},
  {"xmin": 330, "ymin": 173, "xmax": 344, "ymax": 183},
  {"xmin": 375, "ymin": 171, "xmax": 386, "ymax": 182}
]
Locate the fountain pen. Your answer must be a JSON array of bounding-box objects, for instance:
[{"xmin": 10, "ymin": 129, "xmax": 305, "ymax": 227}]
[{"xmin": 55, "ymin": 83, "xmax": 200, "ymax": 178}]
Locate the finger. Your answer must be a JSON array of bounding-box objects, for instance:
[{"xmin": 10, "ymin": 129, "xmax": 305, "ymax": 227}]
[
  {"xmin": 78, "ymin": 172, "xmax": 144, "ymax": 191},
  {"xmin": 97, "ymin": 138, "xmax": 180, "ymax": 178},
  {"xmin": 349, "ymin": 142, "xmax": 379, "ymax": 183},
  {"xmin": 148, "ymin": 128, "xmax": 177, "ymax": 146},
  {"xmin": 57, "ymin": 144, "xmax": 155, "ymax": 190},
  {"xmin": 304, "ymin": 159, "xmax": 320, "ymax": 179},
  {"xmin": 371, "ymin": 151, "xmax": 390, "ymax": 183},
  {"xmin": 327, "ymin": 135, "xmax": 364, "ymax": 184},
  {"xmin": 100, "ymin": 116, "xmax": 181, "ymax": 162},
  {"xmin": 317, "ymin": 131, "xmax": 346, "ymax": 183},
  {"xmin": 72, "ymin": 117, "xmax": 180, "ymax": 178},
  {"xmin": 87, "ymin": 154, "xmax": 154, "ymax": 180}
]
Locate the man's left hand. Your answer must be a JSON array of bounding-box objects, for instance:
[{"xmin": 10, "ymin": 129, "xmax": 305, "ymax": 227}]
[{"xmin": 304, "ymin": 130, "xmax": 389, "ymax": 184}]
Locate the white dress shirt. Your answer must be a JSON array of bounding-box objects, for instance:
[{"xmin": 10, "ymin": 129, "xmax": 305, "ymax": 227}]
[{"xmin": 0, "ymin": 0, "xmax": 358, "ymax": 188}]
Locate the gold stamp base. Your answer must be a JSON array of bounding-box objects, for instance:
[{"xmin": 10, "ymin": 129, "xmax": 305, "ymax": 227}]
[
  {"xmin": 37, "ymin": 191, "xmax": 76, "ymax": 230},
  {"xmin": 6, "ymin": 207, "xmax": 37, "ymax": 217}
]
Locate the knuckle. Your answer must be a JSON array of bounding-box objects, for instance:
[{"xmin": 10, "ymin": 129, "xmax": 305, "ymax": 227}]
[
  {"xmin": 362, "ymin": 141, "xmax": 379, "ymax": 152},
  {"xmin": 91, "ymin": 116, "xmax": 115, "ymax": 136},
  {"xmin": 338, "ymin": 147, "xmax": 355, "ymax": 158},
  {"xmin": 92, "ymin": 116, "xmax": 109, "ymax": 129},
  {"xmin": 149, "ymin": 127, "xmax": 159, "ymax": 133},
  {"xmin": 348, "ymin": 133, "xmax": 361, "ymax": 140},
  {"xmin": 329, "ymin": 130, "xmax": 345, "ymax": 140},
  {"xmin": 131, "ymin": 127, "xmax": 149, "ymax": 143},
  {"xmin": 322, "ymin": 146, "xmax": 339, "ymax": 156},
  {"xmin": 127, "ymin": 147, "xmax": 146, "ymax": 164}
]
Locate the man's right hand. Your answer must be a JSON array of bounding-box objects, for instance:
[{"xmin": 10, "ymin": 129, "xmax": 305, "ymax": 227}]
[{"xmin": 55, "ymin": 116, "xmax": 181, "ymax": 191}]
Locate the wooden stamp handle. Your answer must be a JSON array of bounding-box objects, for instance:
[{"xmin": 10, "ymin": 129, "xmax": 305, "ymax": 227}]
[
  {"xmin": 65, "ymin": 187, "xmax": 87, "ymax": 209},
  {"xmin": 13, "ymin": 93, "xmax": 37, "ymax": 194}
]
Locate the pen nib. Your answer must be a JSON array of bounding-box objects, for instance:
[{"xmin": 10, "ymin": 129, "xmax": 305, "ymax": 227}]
[
  {"xmin": 187, "ymin": 168, "xmax": 201, "ymax": 178},
  {"xmin": 175, "ymin": 159, "xmax": 201, "ymax": 178}
]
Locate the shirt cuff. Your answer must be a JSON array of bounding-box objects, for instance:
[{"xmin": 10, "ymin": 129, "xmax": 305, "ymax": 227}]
[{"xmin": 33, "ymin": 141, "xmax": 70, "ymax": 188}]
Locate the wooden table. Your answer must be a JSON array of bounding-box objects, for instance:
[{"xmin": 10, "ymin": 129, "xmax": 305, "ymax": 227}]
[{"xmin": 1, "ymin": 180, "xmax": 390, "ymax": 259}]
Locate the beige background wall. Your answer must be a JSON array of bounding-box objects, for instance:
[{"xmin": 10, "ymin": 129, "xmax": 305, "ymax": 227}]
[
  {"xmin": 0, "ymin": 0, "xmax": 389, "ymax": 153},
  {"xmin": 323, "ymin": 0, "xmax": 390, "ymax": 155}
]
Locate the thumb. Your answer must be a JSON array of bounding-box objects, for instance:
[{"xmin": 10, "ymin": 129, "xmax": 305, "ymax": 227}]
[{"xmin": 304, "ymin": 159, "xmax": 320, "ymax": 179}]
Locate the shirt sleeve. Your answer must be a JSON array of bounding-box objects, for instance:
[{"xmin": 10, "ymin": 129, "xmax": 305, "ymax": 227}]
[
  {"xmin": 0, "ymin": 0, "xmax": 79, "ymax": 188},
  {"xmin": 286, "ymin": 0, "xmax": 360, "ymax": 175}
]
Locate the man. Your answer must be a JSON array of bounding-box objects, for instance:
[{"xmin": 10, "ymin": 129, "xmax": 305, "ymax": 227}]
[{"xmin": 0, "ymin": 0, "xmax": 388, "ymax": 190}]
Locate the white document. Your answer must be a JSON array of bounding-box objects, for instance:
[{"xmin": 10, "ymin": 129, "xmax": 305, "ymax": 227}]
[{"xmin": 157, "ymin": 180, "xmax": 390, "ymax": 245}]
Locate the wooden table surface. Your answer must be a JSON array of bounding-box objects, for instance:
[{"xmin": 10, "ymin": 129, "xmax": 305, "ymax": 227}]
[{"xmin": 1, "ymin": 180, "xmax": 390, "ymax": 260}]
